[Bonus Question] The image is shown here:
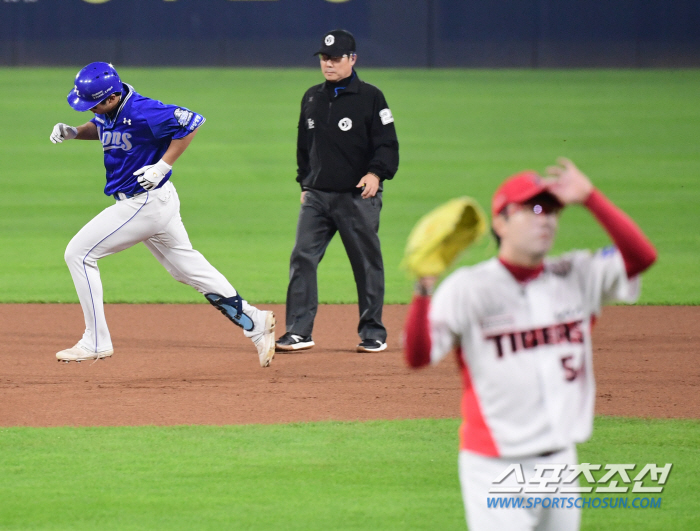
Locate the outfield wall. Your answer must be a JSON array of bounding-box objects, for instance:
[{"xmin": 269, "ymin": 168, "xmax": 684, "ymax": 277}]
[{"xmin": 1, "ymin": 0, "xmax": 699, "ymax": 67}]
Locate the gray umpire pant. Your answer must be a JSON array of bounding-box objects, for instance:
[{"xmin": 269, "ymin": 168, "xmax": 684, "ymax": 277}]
[{"xmin": 285, "ymin": 189, "xmax": 386, "ymax": 342}]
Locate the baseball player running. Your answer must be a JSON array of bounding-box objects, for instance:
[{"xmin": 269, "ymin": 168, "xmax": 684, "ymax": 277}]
[
  {"xmin": 50, "ymin": 62, "xmax": 276, "ymax": 367},
  {"xmin": 404, "ymin": 159, "xmax": 656, "ymax": 530}
]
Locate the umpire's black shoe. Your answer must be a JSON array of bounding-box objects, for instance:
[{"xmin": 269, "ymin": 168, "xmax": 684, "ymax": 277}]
[
  {"xmin": 356, "ymin": 339, "xmax": 387, "ymax": 353},
  {"xmin": 275, "ymin": 332, "xmax": 315, "ymax": 352}
]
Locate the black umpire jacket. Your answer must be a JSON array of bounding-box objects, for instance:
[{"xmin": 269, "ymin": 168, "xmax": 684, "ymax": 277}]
[{"xmin": 296, "ymin": 71, "xmax": 399, "ymax": 193}]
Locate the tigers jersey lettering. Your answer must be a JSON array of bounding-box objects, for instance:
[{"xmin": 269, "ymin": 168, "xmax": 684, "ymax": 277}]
[{"xmin": 429, "ymin": 249, "xmax": 639, "ymax": 458}]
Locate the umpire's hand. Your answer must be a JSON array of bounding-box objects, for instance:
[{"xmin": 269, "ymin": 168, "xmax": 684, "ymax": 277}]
[{"xmin": 356, "ymin": 173, "xmax": 380, "ymax": 198}]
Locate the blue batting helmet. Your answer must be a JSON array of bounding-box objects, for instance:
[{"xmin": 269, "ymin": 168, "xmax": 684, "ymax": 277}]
[{"xmin": 67, "ymin": 62, "xmax": 122, "ymax": 111}]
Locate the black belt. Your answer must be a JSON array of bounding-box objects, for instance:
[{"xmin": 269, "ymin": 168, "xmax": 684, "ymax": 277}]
[
  {"xmin": 113, "ymin": 191, "xmax": 145, "ymax": 201},
  {"xmin": 538, "ymin": 448, "xmax": 565, "ymax": 458}
]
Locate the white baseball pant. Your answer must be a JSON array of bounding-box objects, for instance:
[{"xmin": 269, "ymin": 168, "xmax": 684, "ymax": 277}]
[
  {"xmin": 459, "ymin": 446, "xmax": 581, "ymax": 531},
  {"xmin": 64, "ymin": 181, "xmax": 251, "ymax": 353}
]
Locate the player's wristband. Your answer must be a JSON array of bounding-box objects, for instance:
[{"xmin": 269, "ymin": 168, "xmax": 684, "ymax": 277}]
[
  {"xmin": 154, "ymin": 159, "xmax": 173, "ymax": 174},
  {"xmin": 62, "ymin": 125, "xmax": 78, "ymax": 140}
]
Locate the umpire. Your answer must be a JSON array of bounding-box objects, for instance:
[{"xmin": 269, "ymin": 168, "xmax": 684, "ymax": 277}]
[{"xmin": 276, "ymin": 29, "xmax": 399, "ymax": 354}]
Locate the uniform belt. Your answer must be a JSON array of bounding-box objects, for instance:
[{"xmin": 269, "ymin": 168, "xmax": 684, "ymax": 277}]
[
  {"xmin": 113, "ymin": 191, "xmax": 145, "ymax": 201},
  {"xmin": 537, "ymin": 448, "xmax": 565, "ymax": 458}
]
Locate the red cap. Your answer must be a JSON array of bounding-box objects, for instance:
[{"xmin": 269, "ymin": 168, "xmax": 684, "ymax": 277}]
[{"xmin": 491, "ymin": 171, "xmax": 562, "ymax": 216}]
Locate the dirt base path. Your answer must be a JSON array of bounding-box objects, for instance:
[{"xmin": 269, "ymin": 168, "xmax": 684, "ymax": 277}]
[{"xmin": 0, "ymin": 304, "xmax": 697, "ymax": 427}]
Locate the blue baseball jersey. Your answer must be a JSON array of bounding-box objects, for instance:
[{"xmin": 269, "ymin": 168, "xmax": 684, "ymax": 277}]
[{"xmin": 90, "ymin": 83, "xmax": 205, "ymax": 196}]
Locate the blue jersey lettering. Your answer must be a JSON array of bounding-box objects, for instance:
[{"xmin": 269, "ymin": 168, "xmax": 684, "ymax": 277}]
[
  {"xmin": 91, "ymin": 83, "xmax": 206, "ymax": 196},
  {"xmin": 101, "ymin": 131, "xmax": 133, "ymax": 152}
]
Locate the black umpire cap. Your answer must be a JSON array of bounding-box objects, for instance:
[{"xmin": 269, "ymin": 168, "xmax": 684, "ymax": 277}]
[{"xmin": 314, "ymin": 29, "xmax": 356, "ymax": 57}]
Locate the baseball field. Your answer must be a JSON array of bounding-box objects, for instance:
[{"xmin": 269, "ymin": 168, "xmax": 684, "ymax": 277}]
[{"xmin": 1, "ymin": 68, "xmax": 699, "ymax": 529}]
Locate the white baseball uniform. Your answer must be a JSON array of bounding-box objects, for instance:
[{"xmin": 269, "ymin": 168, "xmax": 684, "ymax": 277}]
[
  {"xmin": 427, "ymin": 247, "xmax": 639, "ymax": 530},
  {"xmin": 61, "ymin": 83, "xmax": 264, "ymax": 355},
  {"xmin": 64, "ymin": 181, "xmax": 262, "ymax": 353}
]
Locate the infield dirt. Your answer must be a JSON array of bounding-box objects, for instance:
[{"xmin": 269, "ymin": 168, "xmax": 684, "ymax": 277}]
[{"xmin": 0, "ymin": 304, "xmax": 697, "ymax": 427}]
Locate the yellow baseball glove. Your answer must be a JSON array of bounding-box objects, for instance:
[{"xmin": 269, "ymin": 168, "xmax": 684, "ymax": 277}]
[{"xmin": 401, "ymin": 197, "xmax": 488, "ymax": 278}]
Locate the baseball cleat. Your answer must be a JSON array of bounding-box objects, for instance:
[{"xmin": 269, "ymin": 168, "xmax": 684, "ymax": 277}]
[
  {"xmin": 275, "ymin": 333, "xmax": 315, "ymax": 352},
  {"xmin": 56, "ymin": 343, "xmax": 113, "ymax": 362},
  {"xmin": 246, "ymin": 310, "xmax": 276, "ymax": 367},
  {"xmin": 356, "ymin": 339, "xmax": 387, "ymax": 353}
]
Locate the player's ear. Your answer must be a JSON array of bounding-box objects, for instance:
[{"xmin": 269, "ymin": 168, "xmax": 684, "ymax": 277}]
[
  {"xmin": 492, "ymin": 214, "xmax": 507, "ymax": 243},
  {"xmin": 349, "ymin": 53, "xmax": 357, "ymax": 66}
]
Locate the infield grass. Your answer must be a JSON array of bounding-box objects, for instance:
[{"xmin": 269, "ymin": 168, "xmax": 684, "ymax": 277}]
[
  {"xmin": 0, "ymin": 417, "xmax": 697, "ymax": 530},
  {"xmin": 0, "ymin": 68, "xmax": 698, "ymax": 304}
]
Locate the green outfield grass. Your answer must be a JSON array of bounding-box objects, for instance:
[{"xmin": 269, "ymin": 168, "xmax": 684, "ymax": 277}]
[
  {"xmin": 0, "ymin": 417, "xmax": 697, "ymax": 530},
  {"xmin": 0, "ymin": 68, "xmax": 698, "ymax": 304},
  {"xmin": 1, "ymin": 68, "xmax": 697, "ymax": 531}
]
